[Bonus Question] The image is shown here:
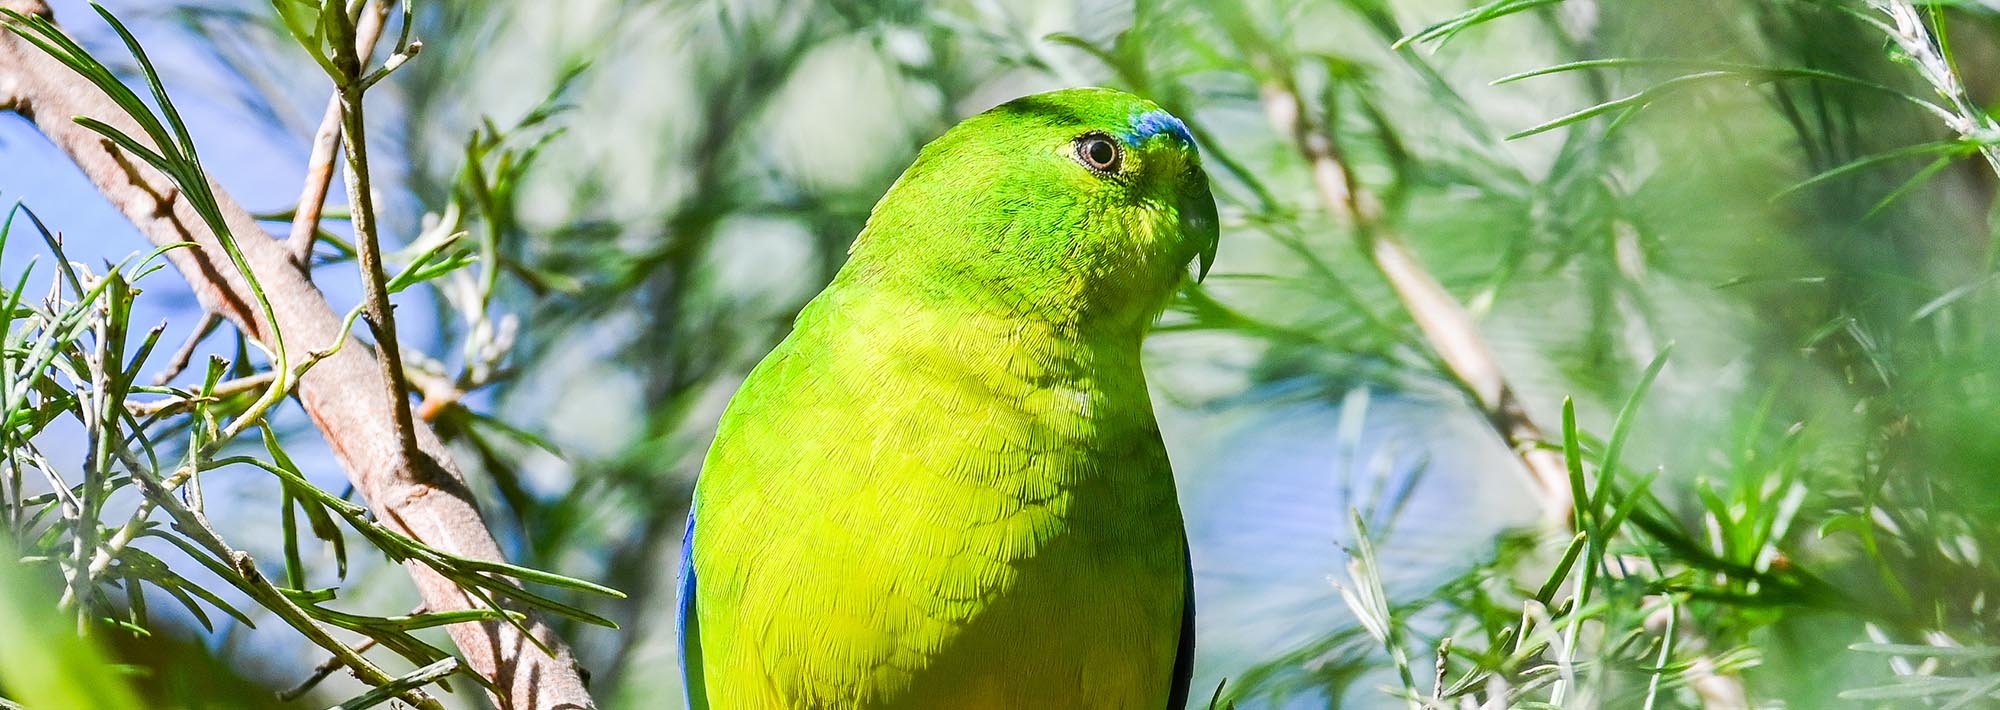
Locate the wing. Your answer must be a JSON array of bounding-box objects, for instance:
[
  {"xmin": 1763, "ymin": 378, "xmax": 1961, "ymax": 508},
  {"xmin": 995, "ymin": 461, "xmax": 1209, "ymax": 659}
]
[
  {"xmin": 1167, "ymin": 538, "xmax": 1195, "ymax": 710},
  {"xmin": 678, "ymin": 509, "xmax": 708, "ymax": 710}
]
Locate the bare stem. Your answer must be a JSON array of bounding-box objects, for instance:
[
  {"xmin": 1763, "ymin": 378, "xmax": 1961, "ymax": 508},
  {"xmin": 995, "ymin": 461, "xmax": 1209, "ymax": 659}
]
[
  {"xmin": 151, "ymin": 309, "xmax": 220, "ymax": 385},
  {"xmin": 280, "ymin": 609, "xmax": 408, "ymax": 701},
  {"xmin": 286, "ymin": 1, "xmax": 391, "ymax": 268},
  {"xmin": 326, "ymin": 19, "xmax": 421, "ymax": 469}
]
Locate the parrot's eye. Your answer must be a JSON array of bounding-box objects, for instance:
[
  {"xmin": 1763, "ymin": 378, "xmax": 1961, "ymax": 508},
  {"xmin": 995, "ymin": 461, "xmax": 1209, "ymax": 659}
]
[{"xmin": 1074, "ymin": 133, "xmax": 1122, "ymax": 175}]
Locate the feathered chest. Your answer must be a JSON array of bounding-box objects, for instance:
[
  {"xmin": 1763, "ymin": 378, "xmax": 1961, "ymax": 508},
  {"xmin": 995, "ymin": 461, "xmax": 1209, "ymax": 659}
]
[{"xmin": 826, "ymin": 304, "xmax": 1163, "ymax": 498}]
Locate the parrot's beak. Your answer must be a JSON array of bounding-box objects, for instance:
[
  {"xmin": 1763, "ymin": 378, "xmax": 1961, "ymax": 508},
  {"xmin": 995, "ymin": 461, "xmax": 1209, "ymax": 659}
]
[{"xmin": 1183, "ymin": 180, "xmax": 1220, "ymax": 283}]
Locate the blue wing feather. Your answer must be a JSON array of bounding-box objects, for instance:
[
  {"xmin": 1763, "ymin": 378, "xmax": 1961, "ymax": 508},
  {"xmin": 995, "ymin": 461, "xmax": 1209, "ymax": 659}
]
[
  {"xmin": 1168, "ymin": 538, "xmax": 1196, "ymax": 709},
  {"xmin": 679, "ymin": 507, "xmax": 709, "ymax": 709}
]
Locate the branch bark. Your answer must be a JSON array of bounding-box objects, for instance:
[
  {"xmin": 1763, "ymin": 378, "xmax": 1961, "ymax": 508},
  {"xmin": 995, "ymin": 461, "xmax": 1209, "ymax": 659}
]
[{"xmin": 0, "ymin": 3, "xmax": 595, "ymax": 708}]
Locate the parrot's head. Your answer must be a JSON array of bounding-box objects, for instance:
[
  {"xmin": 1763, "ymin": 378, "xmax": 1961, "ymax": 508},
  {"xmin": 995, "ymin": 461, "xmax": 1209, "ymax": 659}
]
[{"xmin": 846, "ymin": 87, "xmax": 1220, "ymax": 333}]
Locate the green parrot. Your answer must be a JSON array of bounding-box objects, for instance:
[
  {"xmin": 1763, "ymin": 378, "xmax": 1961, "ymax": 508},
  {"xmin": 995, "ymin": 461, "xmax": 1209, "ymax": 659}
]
[{"xmin": 679, "ymin": 87, "xmax": 1220, "ymax": 709}]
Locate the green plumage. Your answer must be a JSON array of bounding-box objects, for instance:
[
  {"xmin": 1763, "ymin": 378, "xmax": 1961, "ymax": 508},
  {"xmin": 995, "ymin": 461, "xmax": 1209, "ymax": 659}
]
[{"xmin": 681, "ymin": 87, "xmax": 1219, "ymax": 709}]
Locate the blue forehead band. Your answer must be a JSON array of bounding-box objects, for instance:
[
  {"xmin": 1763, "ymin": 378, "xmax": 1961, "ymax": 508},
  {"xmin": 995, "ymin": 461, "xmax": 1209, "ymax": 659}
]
[{"xmin": 1122, "ymin": 109, "xmax": 1195, "ymax": 147}]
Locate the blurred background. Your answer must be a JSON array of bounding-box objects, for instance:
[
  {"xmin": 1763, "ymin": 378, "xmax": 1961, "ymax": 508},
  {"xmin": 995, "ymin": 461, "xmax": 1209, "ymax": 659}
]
[{"xmin": 5, "ymin": 0, "xmax": 2000, "ymax": 707}]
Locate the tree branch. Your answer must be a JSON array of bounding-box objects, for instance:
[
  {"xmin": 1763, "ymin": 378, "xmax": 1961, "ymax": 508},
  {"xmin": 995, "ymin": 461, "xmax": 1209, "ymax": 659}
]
[
  {"xmin": 0, "ymin": 3, "xmax": 595, "ymax": 708},
  {"xmin": 1258, "ymin": 75, "xmax": 1574, "ymax": 520}
]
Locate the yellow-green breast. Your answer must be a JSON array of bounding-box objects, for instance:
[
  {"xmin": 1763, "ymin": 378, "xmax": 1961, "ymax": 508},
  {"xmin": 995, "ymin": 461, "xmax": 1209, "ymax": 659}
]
[{"xmin": 683, "ymin": 285, "xmax": 1191, "ymax": 709}]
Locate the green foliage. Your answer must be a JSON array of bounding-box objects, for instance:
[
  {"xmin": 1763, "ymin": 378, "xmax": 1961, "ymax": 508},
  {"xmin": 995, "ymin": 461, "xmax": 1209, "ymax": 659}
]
[
  {"xmin": 1188, "ymin": 0, "xmax": 2000, "ymax": 707},
  {"xmin": 0, "ymin": 2, "xmax": 618, "ymax": 706},
  {"xmin": 0, "ymin": 548, "xmax": 143, "ymax": 710},
  {"xmin": 6, "ymin": 0, "xmax": 2000, "ymax": 707}
]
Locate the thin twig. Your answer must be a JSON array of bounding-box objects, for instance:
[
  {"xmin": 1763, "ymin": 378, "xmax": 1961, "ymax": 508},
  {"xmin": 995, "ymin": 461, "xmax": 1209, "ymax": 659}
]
[
  {"xmin": 285, "ymin": 1, "xmax": 391, "ymax": 268},
  {"xmin": 150, "ymin": 309, "xmax": 220, "ymax": 385},
  {"xmin": 125, "ymin": 371, "xmax": 275, "ymax": 417},
  {"xmin": 70, "ymin": 282, "xmax": 116, "ymax": 625},
  {"xmin": 327, "ymin": 4, "xmax": 421, "ymax": 461},
  {"xmin": 286, "ymin": 93, "xmax": 344, "ymax": 267},
  {"xmin": 1874, "ymin": 1, "xmax": 2000, "ymax": 177},
  {"xmin": 331, "ymin": 656, "xmax": 459, "ymax": 710},
  {"xmin": 279, "ymin": 607, "xmax": 417, "ymax": 701}
]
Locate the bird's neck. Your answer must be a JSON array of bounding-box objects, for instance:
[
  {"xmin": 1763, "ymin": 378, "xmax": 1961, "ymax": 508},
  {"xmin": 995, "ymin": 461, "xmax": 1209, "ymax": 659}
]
[
  {"xmin": 840, "ymin": 235, "xmax": 1178, "ymax": 338},
  {"xmin": 806, "ymin": 282, "xmax": 1155, "ymax": 422}
]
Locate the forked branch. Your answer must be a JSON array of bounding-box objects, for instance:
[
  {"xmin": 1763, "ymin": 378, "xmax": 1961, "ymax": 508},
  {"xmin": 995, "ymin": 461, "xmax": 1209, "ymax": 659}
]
[{"xmin": 0, "ymin": 2, "xmax": 594, "ymax": 707}]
